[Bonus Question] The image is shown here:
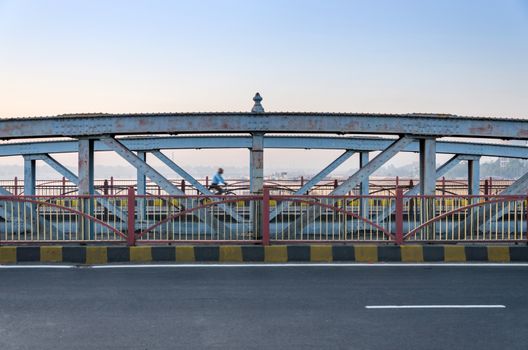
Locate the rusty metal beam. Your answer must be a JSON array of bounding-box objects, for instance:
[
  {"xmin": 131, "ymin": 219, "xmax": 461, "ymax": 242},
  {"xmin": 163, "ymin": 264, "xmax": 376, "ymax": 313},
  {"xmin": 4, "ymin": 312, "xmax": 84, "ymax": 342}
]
[
  {"xmin": 331, "ymin": 136, "xmax": 415, "ymax": 196},
  {"xmin": 0, "ymin": 136, "xmax": 527, "ymax": 159},
  {"xmin": 269, "ymin": 150, "xmax": 355, "ymax": 221},
  {"xmin": 374, "ymin": 154, "xmax": 469, "ymax": 225},
  {"xmin": 419, "ymin": 138, "xmax": 437, "ymax": 196},
  {"xmin": 151, "ymin": 150, "xmax": 245, "ymax": 223},
  {"xmin": 0, "ymin": 113, "xmax": 527, "ymax": 140},
  {"xmin": 28, "ymin": 153, "xmax": 127, "ymax": 222},
  {"xmin": 287, "ymin": 136, "xmax": 415, "ymax": 234},
  {"xmin": 100, "ymin": 137, "xmax": 226, "ymax": 234}
]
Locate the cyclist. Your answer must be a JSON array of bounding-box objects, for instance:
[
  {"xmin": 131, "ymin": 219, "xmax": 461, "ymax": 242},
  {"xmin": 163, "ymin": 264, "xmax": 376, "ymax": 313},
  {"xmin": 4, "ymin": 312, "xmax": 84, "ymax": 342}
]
[{"xmin": 210, "ymin": 168, "xmax": 227, "ymax": 194}]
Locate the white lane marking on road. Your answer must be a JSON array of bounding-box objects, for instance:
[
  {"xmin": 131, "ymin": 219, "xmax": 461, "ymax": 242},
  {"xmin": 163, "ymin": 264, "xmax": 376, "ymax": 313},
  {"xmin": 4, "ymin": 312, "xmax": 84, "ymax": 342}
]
[
  {"xmin": 1, "ymin": 263, "xmax": 528, "ymax": 269},
  {"xmin": 91, "ymin": 263, "xmax": 528, "ymax": 269},
  {"xmin": 0, "ymin": 265, "xmax": 75, "ymax": 269},
  {"xmin": 365, "ymin": 305, "xmax": 506, "ymax": 309}
]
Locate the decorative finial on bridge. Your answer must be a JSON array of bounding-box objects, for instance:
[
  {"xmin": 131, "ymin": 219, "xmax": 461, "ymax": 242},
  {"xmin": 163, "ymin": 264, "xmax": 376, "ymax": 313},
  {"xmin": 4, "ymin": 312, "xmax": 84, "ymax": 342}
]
[{"xmin": 251, "ymin": 92, "xmax": 265, "ymax": 113}]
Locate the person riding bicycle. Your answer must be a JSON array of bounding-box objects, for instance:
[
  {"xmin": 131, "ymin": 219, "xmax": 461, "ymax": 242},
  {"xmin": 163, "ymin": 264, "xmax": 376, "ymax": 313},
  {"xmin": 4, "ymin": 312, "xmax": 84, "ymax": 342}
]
[{"xmin": 210, "ymin": 168, "xmax": 227, "ymax": 194}]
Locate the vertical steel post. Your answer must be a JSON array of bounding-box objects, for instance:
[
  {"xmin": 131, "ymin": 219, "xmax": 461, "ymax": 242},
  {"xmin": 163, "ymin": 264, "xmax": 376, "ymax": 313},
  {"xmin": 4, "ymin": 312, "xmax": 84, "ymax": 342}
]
[
  {"xmin": 23, "ymin": 157, "xmax": 36, "ymax": 196},
  {"xmin": 395, "ymin": 188, "xmax": 404, "ymax": 244},
  {"xmin": 78, "ymin": 138, "xmax": 95, "ymax": 240},
  {"xmin": 136, "ymin": 151, "xmax": 147, "ymax": 222},
  {"xmin": 127, "ymin": 186, "xmax": 136, "ymax": 246},
  {"xmin": 468, "ymin": 158, "xmax": 481, "ymax": 227},
  {"xmin": 359, "ymin": 151, "xmax": 370, "ymax": 217},
  {"xmin": 14, "ymin": 176, "xmax": 18, "ymax": 196},
  {"xmin": 419, "ymin": 138, "xmax": 436, "ymax": 239},
  {"xmin": 250, "ymin": 132, "xmax": 264, "ymax": 236},
  {"xmin": 136, "ymin": 151, "xmax": 147, "ymax": 196},
  {"xmin": 262, "ymin": 187, "xmax": 270, "ymax": 245},
  {"xmin": 419, "ymin": 138, "xmax": 436, "ymax": 195},
  {"xmin": 103, "ymin": 179, "xmax": 109, "ymax": 219},
  {"xmin": 250, "ymin": 133, "xmax": 264, "ymax": 194},
  {"xmin": 468, "ymin": 159, "xmax": 480, "ymax": 196},
  {"xmin": 23, "ymin": 157, "xmax": 37, "ymax": 233}
]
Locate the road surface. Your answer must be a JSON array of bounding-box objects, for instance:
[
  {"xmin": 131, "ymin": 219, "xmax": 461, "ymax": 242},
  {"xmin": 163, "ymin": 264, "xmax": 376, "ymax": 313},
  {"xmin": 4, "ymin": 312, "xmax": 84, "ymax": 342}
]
[{"xmin": 0, "ymin": 264, "xmax": 527, "ymax": 349}]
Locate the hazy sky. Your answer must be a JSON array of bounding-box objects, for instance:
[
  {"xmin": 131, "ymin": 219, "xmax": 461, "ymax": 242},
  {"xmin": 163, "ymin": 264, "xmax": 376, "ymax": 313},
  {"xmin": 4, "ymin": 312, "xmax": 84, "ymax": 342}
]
[{"xmin": 1, "ymin": 0, "xmax": 527, "ymax": 178}]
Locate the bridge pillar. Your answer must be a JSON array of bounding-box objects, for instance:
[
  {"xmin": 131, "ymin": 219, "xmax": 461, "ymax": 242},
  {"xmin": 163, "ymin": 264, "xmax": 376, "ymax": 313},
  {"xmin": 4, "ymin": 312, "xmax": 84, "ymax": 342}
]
[
  {"xmin": 419, "ymin": 138, "xmax": 436, "ymax": 239},
  {"xmin": 419, "ymin": 138, "xmax": 436, "ymax": 195},
  {"xmin": 23, "ymin": 156, "xmax": 36, "ymax": 196},
  {"xmin": 78, "ymin": 138, "xmax": 95, "ymax": 240},
  {"xmin": 250, "ymin": 133, "xmax": 264, "ymax": 194},
  {"xmin": 250, "ymin": 132, "xmax": 264, "ymax": 236},
  {"xmin": 359, "ymin": 151, "xmax": 370, "ymax": 216},
  {"xmin": 468, "ymin": 158, "xmax": 480, "ymax": 196},
  {"xmin": 23, "ymin": 156, "xmax": 37, "ymax": 233},
  {"xmin": 136, "ymin": 151, "xmax": 147, "ymax": 222},
  {"xmin": 136, "ymin": 151, "xmax": 147, "ymax": 195}
]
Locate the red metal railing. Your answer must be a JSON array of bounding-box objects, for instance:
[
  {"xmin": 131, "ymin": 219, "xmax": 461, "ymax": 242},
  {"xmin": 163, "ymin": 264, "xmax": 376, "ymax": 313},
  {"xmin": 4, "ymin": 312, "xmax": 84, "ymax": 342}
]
[
  {"xmin": 0, "ymin": 188, "xmax": 526, "ymax": 245},
  {"xmin": 0, "ymin": 176, "xmax": 513, "ymax": 197}
]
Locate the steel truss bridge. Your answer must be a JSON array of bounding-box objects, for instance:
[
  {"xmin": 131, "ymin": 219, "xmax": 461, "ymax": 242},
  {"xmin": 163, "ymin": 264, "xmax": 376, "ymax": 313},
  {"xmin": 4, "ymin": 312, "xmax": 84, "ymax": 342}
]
[{"xmin": 1, "ymin": 93, "xmax": 528, "ymax": 245}]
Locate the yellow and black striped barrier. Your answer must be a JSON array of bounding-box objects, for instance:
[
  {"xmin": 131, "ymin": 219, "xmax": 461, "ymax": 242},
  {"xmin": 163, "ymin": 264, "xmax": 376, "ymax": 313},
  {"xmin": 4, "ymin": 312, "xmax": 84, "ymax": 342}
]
[{"xmin": 0, "ymin": 245, "xmax": 527, "ymax": 264}]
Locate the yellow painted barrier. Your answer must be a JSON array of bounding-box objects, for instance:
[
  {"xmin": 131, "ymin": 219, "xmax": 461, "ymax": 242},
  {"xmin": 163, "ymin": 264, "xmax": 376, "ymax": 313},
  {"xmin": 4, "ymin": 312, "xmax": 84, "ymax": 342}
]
[
  {"xmin": 219, "ymin": 246, "xmax": 243, "ymax": 262},
  {"xmin": 0, "ymin": 247, "xmax": 16, "ymax": 264},
  {"xmin": 40, "ymin": 246, "xmax": 62, "ymax": 263}
]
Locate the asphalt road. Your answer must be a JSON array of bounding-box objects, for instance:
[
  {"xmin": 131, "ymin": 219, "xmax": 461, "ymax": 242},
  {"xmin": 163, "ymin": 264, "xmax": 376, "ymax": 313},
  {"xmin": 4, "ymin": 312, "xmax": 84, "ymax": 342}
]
[{"xmin": 0, "ymin": 265, "xmax": 527, "ymax": 350}]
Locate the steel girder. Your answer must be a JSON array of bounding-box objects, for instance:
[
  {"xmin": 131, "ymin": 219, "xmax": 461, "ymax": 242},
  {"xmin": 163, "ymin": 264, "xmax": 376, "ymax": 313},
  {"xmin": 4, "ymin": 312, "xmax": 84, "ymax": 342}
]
[
  {"xmin": 286, "ymin": 137, "xmax": 415, "ymax": 234},
  {"xmin": 0, "ymin": 113, "xmax": 527, "ymax": 140},
  {"xmin": 330, "ymin": 137, "xmax": 415, "ymax": 196},
  {"xmin": 268, "ymin": 150, "xmax": 356, "ymax": 221},
  {"xmin": 100, "ymin": 137, "xmax": 227, "ymax": 234},
  {"xmin": 28, "ymin": 154, "xmax": 128, "ymax": 222},
  {"xmin": 0, "ymin": 136, "xmax": 527, "ymax": 159},
  {"xmin": 373, "ymin": 154, "xmax": 474, "ymax": 225},
  {"xmin": 150, "ymin": 150, "xmax": 245, "ymax": 224}
]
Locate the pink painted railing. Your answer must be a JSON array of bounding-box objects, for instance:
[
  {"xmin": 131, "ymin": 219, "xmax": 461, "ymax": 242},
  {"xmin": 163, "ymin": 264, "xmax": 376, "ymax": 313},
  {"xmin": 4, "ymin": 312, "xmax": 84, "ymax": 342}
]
[{"xmin": 0, "ymin": 188, "xmax": 526, "ymax": 245}]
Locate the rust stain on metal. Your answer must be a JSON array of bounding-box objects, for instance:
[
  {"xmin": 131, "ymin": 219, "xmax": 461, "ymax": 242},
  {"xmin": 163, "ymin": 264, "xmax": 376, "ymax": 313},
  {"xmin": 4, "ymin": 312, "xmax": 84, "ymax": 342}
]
[
  {"xmin": 517, "ymin": 129, "xmax": 528, "ymax": 137},
  {"xmin": 469, "ymin": 124, "xmax": 493, "ymax": 135},
  {"xmin": 345, "ymin": 121, "xmax": 359, "ymax": 130}
]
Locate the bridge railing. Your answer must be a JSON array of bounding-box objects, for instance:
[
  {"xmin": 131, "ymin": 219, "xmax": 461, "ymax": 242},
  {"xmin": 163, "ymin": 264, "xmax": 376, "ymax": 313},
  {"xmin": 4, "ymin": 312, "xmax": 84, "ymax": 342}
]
[
  {"xmin": 403, "ymin": 194, "xmax": 528, "ymax": 243},
  {"xmin": 0, "ymin": 188, "xmax": 526, "ymax": 245},
  {"xmin": 0, "ymin": 194, "xmax": 128, "ymax": 243}
]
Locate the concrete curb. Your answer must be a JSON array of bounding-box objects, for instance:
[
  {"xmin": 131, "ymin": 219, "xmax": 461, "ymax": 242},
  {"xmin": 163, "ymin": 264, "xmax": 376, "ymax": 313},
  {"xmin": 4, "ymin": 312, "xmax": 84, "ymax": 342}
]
[{"xmin": 1, "ymin": 245, "xmax": 527, "ymax": 264}]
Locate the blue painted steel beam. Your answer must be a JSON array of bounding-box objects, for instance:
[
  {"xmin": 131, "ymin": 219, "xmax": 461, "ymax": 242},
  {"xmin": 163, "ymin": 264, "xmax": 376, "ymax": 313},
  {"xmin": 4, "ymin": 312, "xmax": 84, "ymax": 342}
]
[
  {"xmin": 419, "ymin": 139, "xmax": 437, "ymax": 196},
  {"xmin": 268, "ymin": 150, "xmax": 355, "ymax": 221},
  {"xmin": 359, "ymin": 151, "xmax": 370, "ymax": 216},
  {"xmin": 28, "ymin": 154, "xmax": 128, "ymax": 222},
  {"xmin": 136, "ymin": 152, "xmax": 147, "ymax": 196},
  {"xmin": 0, "ymin": 136, "xmax": 527, "ymax": 159},
  {"xmin": 100, "ymin": 137, "xmax": 226, "ymax": 234},
  {"xmin": 287, "ymin": 137, "xmax": 415, "ymax": 234},
  {"xmin": 249, "ymin": 133, "xmax": 264, "ymax": 194},
  {"xmin": 23, "ymin": 156, "xmax": 36, "ymax": 196},
  {"xmin": 331, "ymin": 137, "xmax": 415, "ymax": 196},
  {"xmin": 78, "ymin": 139, "xmax": 95, "ymax": 240},
  {"xmin": 374, "ymin": 154, "xmax": 468, "ymax": 225},
  {"xmin": 78, "ymin": 139, "xmax": 94, "ymax": 196},
  {"xmin": 468, "ymin": 158, "xmax": 480, "ymax": 195},
  {"xmin": 151, "ymin": 150, "xmax": 245, "ymax": 223},
  {"xmin": 0, "ymin": 113, "xmax": 527, "ymax": 139}
]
